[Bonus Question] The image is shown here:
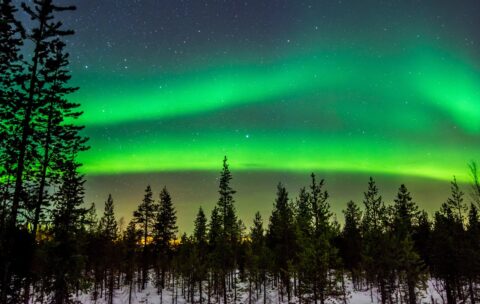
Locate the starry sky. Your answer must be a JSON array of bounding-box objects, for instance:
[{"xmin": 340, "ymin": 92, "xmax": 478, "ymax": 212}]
[{"xmin": 20, "ymin": 0, "xmax": 480, "ymax": 232}]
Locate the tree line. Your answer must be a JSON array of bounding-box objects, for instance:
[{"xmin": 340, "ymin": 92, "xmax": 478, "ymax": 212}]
[{"xmin": 2, "ymin": 1, "xmax": 480, "ymax": 304}]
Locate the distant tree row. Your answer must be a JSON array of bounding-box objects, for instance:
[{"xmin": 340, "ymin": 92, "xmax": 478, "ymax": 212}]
[
  {"xmin": 4, "ymin": 153, "xmax": 480, "ymax": 304},
  {"xmin": 80, "ymin": 159, "xmax": 478, "ymax": 304}
]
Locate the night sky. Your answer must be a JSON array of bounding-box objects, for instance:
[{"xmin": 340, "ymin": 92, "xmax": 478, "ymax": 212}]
[{"xmin": 20, "ymin": 0, "xmax": 480, "ymax": 232}]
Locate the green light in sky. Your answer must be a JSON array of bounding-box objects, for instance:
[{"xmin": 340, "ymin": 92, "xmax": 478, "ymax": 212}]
[{"xmin": 73, "ymin": 41, "xmax": 480, "ymax": 182}]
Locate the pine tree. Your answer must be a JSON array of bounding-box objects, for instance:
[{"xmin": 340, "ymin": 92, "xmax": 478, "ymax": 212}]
[
  {"xmin": 98, "ymin": 194, "xmax": 118, "ymax": 304},
  {"xmin": 122, "ymin": 220, "xmax": 139, "ymax": 304},
  {"xmin": 31, "ymin": 37, "xmax": 86, "ymax": 239},
  {"xmin": 391, "ymin": 184, "xmax": 425, "ymax": 304},
  {"xmin": 215, "ymin": 156, "xmax": 239, "ymax": 304},
  {"xmin": 193, "ymin": 207, "xmax": 207, "ymax": 304},
  {"xmin": 412, "ymin": 211, "xmax": 431, "ymax": 267},
  {"xmin": 446, "ymin": 177, "xmax": 467, "ymax": 224},
  {"xmin": 48, "ymin": 159, "xmax": 88, "ymax": 304},
  {"xmin": 465, "ymin": 204, "xmax": 480, "ymax": 304},
  {"xmin": 154, "ymin": 187, "xmax": 177, "ymax": 250},
  {"xmin": 340, "ymin": 201, "xmax": 362, "ymax": 285},
  {"xmin": 154, "ymin": 186, "xmax": 177, "ymax": 295},
  {"xmin": 194, "ymin": 207, "xmax": 207, "ymax": 246},
  {"xmin": 0, "ymin": 2, "xmax": 26, "ymax": 301},
  {"xmin": 361, "ymin": 177, "xmax": 394, "ymax": 304},
  {"xmin": 250, "ymin": 212, "xmax": 268, "ymax": 304},
  {"xmin": 208, "ymin": 206, "xmax": 222, "ymax": 301},
  {"xmin": 430, "ymin": 178, "xmax": 467, "ymax": 304},
  {"xmin": 133, "ymin": 185, "xmax": 157, "ymax": 289},
  {"xmin": 267, "ymin": 183, "xmax": 295, "ymax": 301},
  {"xmin": 307, "ymin": 174, "xmax": 340, "ymax": 304},
  {"xmin": 99, "ymin": 194, "xmax": 117, "ymax": 241},
  {"xmin": 295, "ymin": 187, "xmax": 312, "ymax": 239},
  {"xmin": 10, "ymin": 0, "xmax": 76, "ymax": 230},
  {"xmin": 392, "ymin": 184, "xmax": 418, "ymax": 238},
  {"xmin": 469, "ymin": 161, "xmax": 480, "ymax": 207},
  {"xmin": 0, "ymin": 0, "xmax": 24, "ymax": 233}
]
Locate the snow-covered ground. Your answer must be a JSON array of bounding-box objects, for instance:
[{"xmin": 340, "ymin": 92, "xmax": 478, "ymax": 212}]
[{"xmin": 64, "ymin": 279, "xmax": 444, "ymax": 304}]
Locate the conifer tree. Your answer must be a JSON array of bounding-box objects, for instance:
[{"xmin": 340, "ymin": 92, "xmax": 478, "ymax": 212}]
[
  {"xmin": 193, "ymin": 207, "xmax": 208, "ymax": 304},
  {"xmin": 447, "ymin": 177, "xmax": 467, "ymax": 224},
  {"xmin": 249, "ymin": 212, "xmax": 268, "ymax": 304},
  {"xmin": 361, "ymin": 177, "xmax": 394, "ymax": 304},
  {"xmin": 122, "ymin": 220, "xmax": 139, "ymax": 304},
  {"xmin": 10, "ymin": 0, "xmax": 76, "ymax": 230},
  {"xmin": 215, "ymin": 156, "xmax": 239, "ymax": 304},
  {"xmin": 31, "ymin": 37, "xmax": 87, "ymax": 238},
  {"xmin": 0, "ymin": 3, "xmax": 24, "ymax": 297},
  {"xmin": 469, "ymin": 161, "xmax": 480, "ymax": 207},
  {"xmin": 430, "ymin": 178, "xmax": 467, "ymax": 304},
  {"xmin": 133, "ymin": 185, "xmax": 157, "ymax": 289},
  {"xmin": 48, "ymin": 159, "xmax": 88, "ymax": 304},
  {"xmin": 340, "ymin": 201, "xmax": 362, "ymax": 285},
  {"xmin": 99, "ymin": 194, "xmax": 117, "ymax": 241},
  {"xmin": 154, "ymin": 186, "xmax": 177, "ymax": 296},
  {"xmin": 208, "ymin": 206, "xmax": 222, "ymax": 301},
  {"xmin": 99, "ymin": 194, "xmax": 118, "ymax": 304},
  {"xmin": 412, "ymin": 211, "xmax": 431, "ymax": 267},
  {"xmin": 466, "ymin": 203, "xmax": 480, "ymax": 304},
  {"xmin": 392, "ymin": 185, "xmax": 425, "ymax": 304},
  {"xmin": 307, "ymin": 174, "xmax": 340, "ymax": 304},
  {"xmin": 293, "ymin": 187, "xmax": 311, "ymax": 302},
  {"xmin": 0, "ymin": 0, "xmax": 24, "ymax": 231},
  {"xmin": 267, "ymin": 183, "xmax": 295, "ymax": 301}
]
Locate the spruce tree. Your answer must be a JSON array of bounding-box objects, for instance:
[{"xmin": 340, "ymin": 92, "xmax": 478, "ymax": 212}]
[
  {"xmin": 215, "ymin": 156, "xmax": 238, "ymax": 304},
  {"xmin": 340, "ymin": 201, "xmax": 362, "ymax": 285},
  {"xmin": 193, "ymin": 207, "xmax": 208, "ymax": 304},
  {"xmin": 361, "ymin": 177, "xmax": 394, "ymax": 304},
  {"xmin": 307, "ymin": 174, "xmax": 340, "ymax": 304},
  {"xmin": 0, "ymin": 2, "xmax": 26, "ymax": 301},
  {"xmin": 466, "ymin": 204, "xmax": 480, "ymax": 304},
  {"xmin": 392, "ymin": 185, "xmax": 425, "ymax": 304},
  {"xmin": 122, "ymin": 220, "xmax": 139, "ymax": 304},
  {"xmin": 48, "ymin": 159, "xmax": 88, "ymax": 304},
  {"xmin": 99, "ymin": 194, "xmax": 117, "ymax": 241},
  {"xmin": 133, "ymin": 185, "xmax": 157, "ymax": 289},
  {"xmin": 267, "ymin": 183, "xmax": 295, "ymax": 301},
  {"xmin": 154, "ymin": 186, "xmax": 177, "ymax": 295},
  {"xmin": 445, "ymin": 177, "xmax": 467, "ymax": 224},
  {"xmin": 249, "ymin": 212, "xmax": 268, "ymax": 304},
  {"xmin": 430, "ymin": 178, "xmax": 467, "ymax": 304},
  {"xmin": 31, "ymin": 37, "xmax": 87, "ymax": 238},
  {"xmin": 10, "ymin": 0, "xmax": 76, "ymax": 230},
  {"xmin": 469, "ymin": 161, "xmax": 480, "ymax": 207},
  {"xmin": 208, "ymin": 206, "xmax": 222, "ymax": 301},
  {"xmin": 98, "ymin": 194, "xmax": 118, "ymax": 304},
  {"xmin": 0, "ymin": 0, "xmax": 24, "ymax": 231}
]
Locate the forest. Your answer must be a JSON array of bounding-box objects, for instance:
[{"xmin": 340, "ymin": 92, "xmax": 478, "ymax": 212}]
[{"xmin": 2, "ymin": 1, "xmax": 480, "ymax": 304}]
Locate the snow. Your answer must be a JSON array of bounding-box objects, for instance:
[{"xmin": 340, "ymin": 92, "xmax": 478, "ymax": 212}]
[{"xmin": 59, "ymin": 278, "xmax": 444, "ymax": 304}]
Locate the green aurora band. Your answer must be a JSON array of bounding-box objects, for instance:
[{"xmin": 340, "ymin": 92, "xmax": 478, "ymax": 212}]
[{"xmin": 74, "ymin": 40, "xmax": 480, "ymax": 182}]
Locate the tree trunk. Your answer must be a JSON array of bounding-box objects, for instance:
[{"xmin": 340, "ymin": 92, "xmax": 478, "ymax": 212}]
[
  {"xmin": 249, "ymin": 276, "xmax": 252, "ymax": 304},
  {"xmin": 407, "ymin": 278, "xmax": 416, "ymax": 304},
  {"xmin": 129, "ymin": 279, "xmax": 133, "ymax": 304},
  {"xmin": 445, "ymin": 279, "xmax": 456, "ymax": 304},
  {"xmin": 263, "ymin": 276, "xmax": 267, "ymax": 304},
  {"xmin": 380, "ymin": 280, "xmax": 387, "ymax": 304},
  {"xmin": 223, "ymin": 275, "xmax": 228, "ymax": 304},
  {"xmin": 469, "ymin": 278, "xmax": 476, "ymax": 304}
]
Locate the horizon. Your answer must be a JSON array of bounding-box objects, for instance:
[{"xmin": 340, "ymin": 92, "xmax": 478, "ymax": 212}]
[{"xmin": 85, "ymin": 168, "xmax": 470, "ymax": 233}]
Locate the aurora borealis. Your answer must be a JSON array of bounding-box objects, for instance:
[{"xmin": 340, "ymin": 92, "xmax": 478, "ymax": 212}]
[{"xmin": 34, "ymin": 0, "xmax": 480, "ymax": 231}]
